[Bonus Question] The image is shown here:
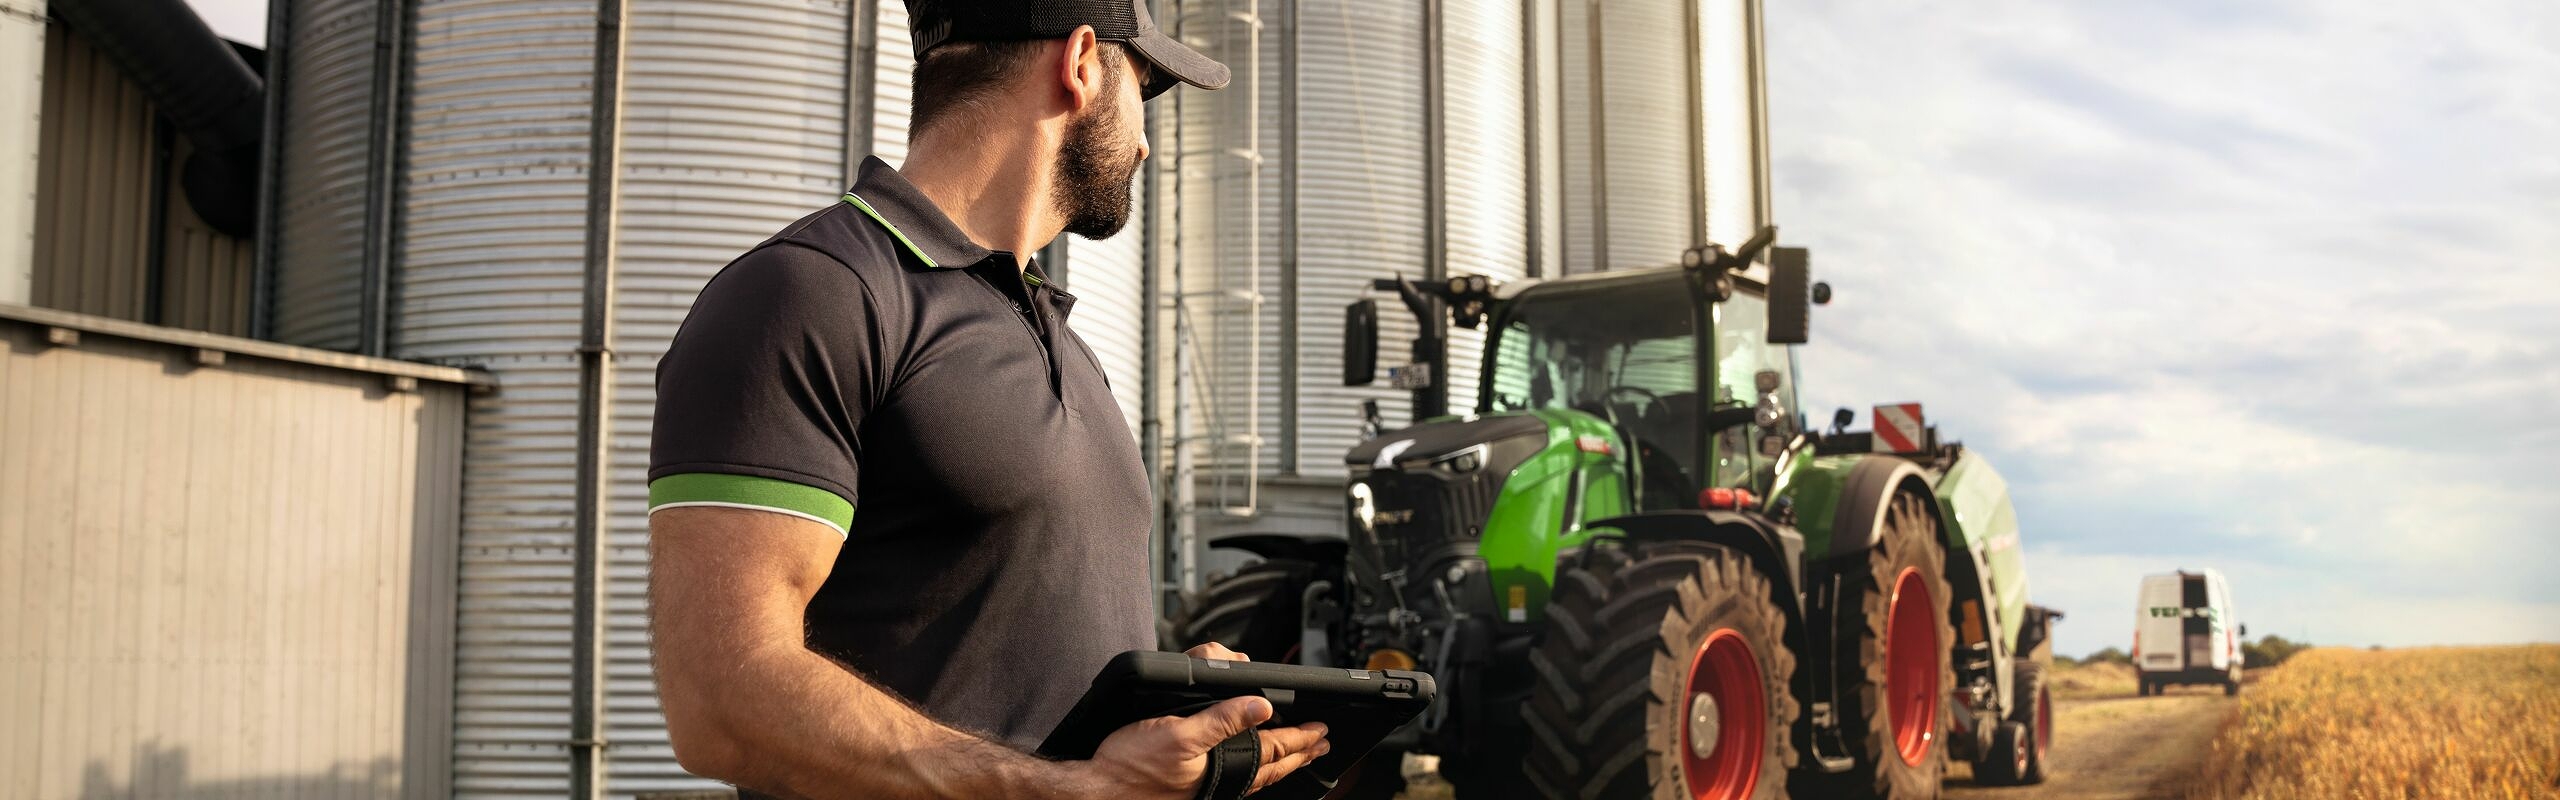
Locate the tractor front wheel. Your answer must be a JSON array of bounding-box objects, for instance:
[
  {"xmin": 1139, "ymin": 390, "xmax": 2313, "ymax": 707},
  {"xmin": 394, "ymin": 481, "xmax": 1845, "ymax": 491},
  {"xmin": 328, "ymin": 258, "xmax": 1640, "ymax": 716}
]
[{"xmin": 1521, "ymin": 540, "xmax": 1797, "ymax": 800}]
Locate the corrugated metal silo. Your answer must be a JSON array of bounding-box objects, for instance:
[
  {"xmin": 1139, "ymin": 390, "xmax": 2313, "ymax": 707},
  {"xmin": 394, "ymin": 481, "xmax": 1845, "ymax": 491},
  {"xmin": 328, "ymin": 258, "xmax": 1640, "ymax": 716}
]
[
  {"xmin": 1593, "ymin": 0, "xmax": 1701, "ymax": 269},
  {"xmin": 1440, "ymin": 0, "xmax": 1530, "ymax": 413},
  {"xmin": 271, "ymin": 0, "xmax": 379, "ymax": 350},
  {"xmin": 607, "ymin": 1, "xmax": 853, "ymax": 792},
  {"xmin": 396, "ymin": 0, "xmax": 902, "ymax": 794},
  {"xmin": 399, "ymin": 0, "xmax": 599, "ymax": 794}
]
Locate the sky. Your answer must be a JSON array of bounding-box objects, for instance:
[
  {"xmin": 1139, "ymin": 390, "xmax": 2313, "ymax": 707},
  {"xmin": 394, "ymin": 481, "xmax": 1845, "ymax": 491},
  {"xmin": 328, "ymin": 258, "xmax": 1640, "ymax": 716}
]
[
  {"xmin": 178, "ymin": 0, "xmax": 2558, "ymax": 656},
  {"xmin": 1768, "ymin": 1, "xmax": 2560, "ymax": 656},
  {"xmin": 187, "ymin": 0, "xmax": 263, "ymax": 46}
]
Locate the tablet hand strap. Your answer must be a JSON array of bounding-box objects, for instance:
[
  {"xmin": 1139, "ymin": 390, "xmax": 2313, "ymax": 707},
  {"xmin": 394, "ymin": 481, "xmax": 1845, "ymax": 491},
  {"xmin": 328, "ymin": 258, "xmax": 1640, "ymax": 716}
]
[{"xmin": 1195, "ymin": 730, "xmax": 1262, "ymax": 800}]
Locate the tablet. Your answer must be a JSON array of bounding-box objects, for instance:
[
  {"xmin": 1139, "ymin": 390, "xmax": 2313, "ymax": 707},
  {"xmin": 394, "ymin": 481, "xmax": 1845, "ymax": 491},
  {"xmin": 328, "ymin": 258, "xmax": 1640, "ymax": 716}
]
[{"xmin": 1037, "ymin": 651, "xmax": 1436, "ymax": 797}]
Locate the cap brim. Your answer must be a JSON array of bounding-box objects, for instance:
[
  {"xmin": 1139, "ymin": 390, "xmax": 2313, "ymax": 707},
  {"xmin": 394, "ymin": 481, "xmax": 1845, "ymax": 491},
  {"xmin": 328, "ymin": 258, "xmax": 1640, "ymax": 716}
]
[{"xmin": 1124, "ymin": 29, "xmax": 1230, "ymax": 98}]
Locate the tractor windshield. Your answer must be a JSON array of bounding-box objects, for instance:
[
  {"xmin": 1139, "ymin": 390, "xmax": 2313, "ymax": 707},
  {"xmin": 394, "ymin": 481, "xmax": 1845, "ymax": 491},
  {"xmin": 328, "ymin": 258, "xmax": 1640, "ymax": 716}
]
[
  {"xmin": 1482, "ymin": 272, "xmax": 1803, "ymax": 502},
  {"xmin": 1484, "ymin": 274, "xmax": 1705, "ymax": 508}
]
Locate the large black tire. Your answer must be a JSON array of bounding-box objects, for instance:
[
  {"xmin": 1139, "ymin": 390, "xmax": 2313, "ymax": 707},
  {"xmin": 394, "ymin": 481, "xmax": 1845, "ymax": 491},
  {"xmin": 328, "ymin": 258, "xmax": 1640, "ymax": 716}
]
[
  {"xmin": 1799, "ymin": 491, "xmax": 1956, "ymax": 800},
  {"xmin": 1975, "ymin": 660, "xmax": 2050, "ymax": 785},
  {"xmin": 1168, "ymin": 558, "xmax": 1319, "ymax": 661},
  {"xmin": 1520, "ymin": 541, "xmax": 1797, "ymax": 800}
]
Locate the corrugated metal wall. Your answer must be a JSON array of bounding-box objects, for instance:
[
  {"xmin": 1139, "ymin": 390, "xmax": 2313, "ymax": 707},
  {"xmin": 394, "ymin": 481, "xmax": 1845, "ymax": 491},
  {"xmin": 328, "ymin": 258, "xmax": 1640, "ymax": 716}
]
[
  {"xmin": 27, "ymin": 22, "xmax": 258, "ymax": 336},
  {"xmin": 1700, "ymin": 0, "xmax": 1764, "ymax": 249},
  {"xmin": 608, "ymin": 0, "xmax": 852, "ymax": 793},
  {"xmin": 0, "ymin": 313, "xmax": 464, "ymax": 799},
  {"xmin": 271, "ymin": 0, "xmax": 380, "ymax": 350},
  {"xmin": 31, "ymin": 21, "xmax": 155, "ymax": 322},
  {"xmin": 399, "ymin": 0, "xmax": 597, "ymax": 794},
  {"xmin": 1595, "ymin": 0, "xmax": 1700, "ymax": 269},
  {"xmin": 1440, "ymin": 0, "xmax": 1529, "ymax": 414}
]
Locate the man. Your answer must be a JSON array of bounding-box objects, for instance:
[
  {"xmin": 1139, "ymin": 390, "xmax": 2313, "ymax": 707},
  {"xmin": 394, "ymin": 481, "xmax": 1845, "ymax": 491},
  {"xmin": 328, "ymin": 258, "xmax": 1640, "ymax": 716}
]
[{"xmin": 644, "ymin": 2, "xmax": 1328, "ymax": 798}]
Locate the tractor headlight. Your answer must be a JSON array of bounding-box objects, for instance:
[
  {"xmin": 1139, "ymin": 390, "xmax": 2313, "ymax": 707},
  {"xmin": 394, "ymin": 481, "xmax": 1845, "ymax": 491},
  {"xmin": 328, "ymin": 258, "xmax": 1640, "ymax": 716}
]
[{"xmin": 1349, "ymin": 481, "xmax": 1376, "ymax": 536}]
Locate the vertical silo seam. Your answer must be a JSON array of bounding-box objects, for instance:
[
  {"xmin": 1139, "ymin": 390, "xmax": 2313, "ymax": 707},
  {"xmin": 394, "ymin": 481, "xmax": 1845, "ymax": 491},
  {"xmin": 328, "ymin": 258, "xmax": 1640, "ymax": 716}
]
[
  {"xmin": 1520, "ymin": 0, "xmax": 1541, "ymax": 281},
  {"xmin": 568, "ymin": 0, "xmax": 627, "ymax": 795},
  {"xmin": 1421, "ymin": 0, "xmax": 1445, "ymax": 420},
  {"xmin": 1748, "ymin": 0, "xmax": 1770, "ymax": 233},
  {"xmin": 251, "ymin": 0, "xmax": 288, "ymax": 339},
  {"xmin": 1582, "ymin": 0, "xmax": 1607, "ymax": 271},
  {"xmin": 1682, "ymin": 0, "xmax": 1707, "ymax": 250},
  {"xmin": 358, "ymin": 0, "xmax": 408, "ymax": 356},
  {"xmin": 1276, "ymin": 0, "xmax": 1297, "ymax": 475},
  {"xmin": 846, "ymin": 0, "xmax": 876, "ymax": 181}
]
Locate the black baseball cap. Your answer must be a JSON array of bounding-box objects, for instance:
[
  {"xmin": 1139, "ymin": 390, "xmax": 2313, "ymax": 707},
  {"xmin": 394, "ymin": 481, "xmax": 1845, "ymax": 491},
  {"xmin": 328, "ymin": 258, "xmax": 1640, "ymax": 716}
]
[{"xmin": 906, "ymin": 0, "xmax": 1231, "ymax": 99}]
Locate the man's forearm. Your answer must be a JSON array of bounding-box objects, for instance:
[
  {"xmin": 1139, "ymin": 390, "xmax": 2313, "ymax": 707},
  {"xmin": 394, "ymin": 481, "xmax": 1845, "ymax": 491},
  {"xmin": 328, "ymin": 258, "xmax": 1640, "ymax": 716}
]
[{"xmin": 668, "ymin": 638, "xmax": 1092, "ymax": 799}]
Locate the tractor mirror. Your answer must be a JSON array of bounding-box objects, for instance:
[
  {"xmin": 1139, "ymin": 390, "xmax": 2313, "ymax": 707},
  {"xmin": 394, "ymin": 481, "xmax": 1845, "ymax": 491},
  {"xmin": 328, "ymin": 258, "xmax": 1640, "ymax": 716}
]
[
  {"xmin": 1345, "ymin": 299, "xmax": 1380, "ymax": 386},
  {"xmin": 1766, "ymin": 247, "xmax": 1811, "ymax": 344}
]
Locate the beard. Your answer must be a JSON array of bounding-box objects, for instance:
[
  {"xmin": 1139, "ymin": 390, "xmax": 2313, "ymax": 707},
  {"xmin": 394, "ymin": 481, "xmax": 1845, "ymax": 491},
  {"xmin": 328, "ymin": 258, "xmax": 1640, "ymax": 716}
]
[{"xmin": 1053, "ymin": 98, "xmax": 1143, "ymax": 240}]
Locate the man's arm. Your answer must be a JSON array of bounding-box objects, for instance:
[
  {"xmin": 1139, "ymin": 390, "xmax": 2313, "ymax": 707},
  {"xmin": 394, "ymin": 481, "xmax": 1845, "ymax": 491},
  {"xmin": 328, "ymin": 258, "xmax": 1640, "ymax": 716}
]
[{"xmin": 648, "ymin": 507, "xmax": 1327, "ymax": 799}]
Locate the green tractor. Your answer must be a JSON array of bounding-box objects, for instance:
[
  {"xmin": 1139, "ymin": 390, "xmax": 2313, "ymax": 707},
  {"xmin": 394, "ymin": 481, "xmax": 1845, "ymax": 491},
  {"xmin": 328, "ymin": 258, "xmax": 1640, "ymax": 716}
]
[{"xmin": 1167, "ymin": 229, "xmax": 2061, "ymax": 799}]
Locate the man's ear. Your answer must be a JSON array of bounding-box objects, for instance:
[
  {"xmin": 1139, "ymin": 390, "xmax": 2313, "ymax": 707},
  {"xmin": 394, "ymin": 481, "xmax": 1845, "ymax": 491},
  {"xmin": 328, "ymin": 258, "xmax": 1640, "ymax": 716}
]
[{"xmin": 1057, "ymin": 25, "xmax": 1104, "ymax": 113}]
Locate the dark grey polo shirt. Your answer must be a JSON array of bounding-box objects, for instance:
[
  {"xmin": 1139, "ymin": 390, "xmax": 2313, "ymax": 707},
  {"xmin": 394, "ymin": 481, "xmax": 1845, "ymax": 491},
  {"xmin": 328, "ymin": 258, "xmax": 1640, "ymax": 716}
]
[{"xmin": 647, "ymin": 157, "xmax": 1155, "ymax": 750}]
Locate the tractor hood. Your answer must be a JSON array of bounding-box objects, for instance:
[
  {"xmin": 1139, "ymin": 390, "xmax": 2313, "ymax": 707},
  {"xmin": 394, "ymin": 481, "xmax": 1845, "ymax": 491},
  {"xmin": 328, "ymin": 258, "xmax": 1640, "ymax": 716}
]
[{"xmin": 1346, "ymin": 413, "xmax": 1551, "ymax": 472}]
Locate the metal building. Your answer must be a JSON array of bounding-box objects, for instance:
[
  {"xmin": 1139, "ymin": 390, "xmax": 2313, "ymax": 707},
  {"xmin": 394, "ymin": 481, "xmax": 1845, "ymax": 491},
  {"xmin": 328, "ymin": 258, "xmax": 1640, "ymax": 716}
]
[{"xmin": 0, "ymin": 306, "xmax": 479, "ymax": 797}]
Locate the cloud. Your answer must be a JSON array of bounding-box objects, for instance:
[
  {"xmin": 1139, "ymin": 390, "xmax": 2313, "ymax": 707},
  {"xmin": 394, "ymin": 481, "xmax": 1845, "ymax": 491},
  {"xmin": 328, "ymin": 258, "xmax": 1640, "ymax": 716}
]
[{"xmin": 1771, "ymin": 0, "xmax": 2560, "ymax": 654}]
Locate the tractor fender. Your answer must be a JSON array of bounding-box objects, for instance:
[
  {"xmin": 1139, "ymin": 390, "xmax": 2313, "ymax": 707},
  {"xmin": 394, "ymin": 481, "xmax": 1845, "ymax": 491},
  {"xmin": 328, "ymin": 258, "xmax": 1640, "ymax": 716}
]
[
  {"xmin": 1822, "ymin": 457, "xmax": 1943, "ymax": 560},
  {"xmin": 1582, "ymin": 510, "xmax": 1808, "ymax": 655},
  {"xmin": 1207, "ymin": 534, "xmax": 1350, "ymax": 566}
]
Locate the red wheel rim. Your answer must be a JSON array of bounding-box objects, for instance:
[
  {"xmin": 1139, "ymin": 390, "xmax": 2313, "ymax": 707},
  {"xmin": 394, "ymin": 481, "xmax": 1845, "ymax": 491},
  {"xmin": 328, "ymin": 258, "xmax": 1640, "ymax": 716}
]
[
  {"xmin": 1680, "ymin": 629, "xmax": 1765, "ymax": 800},
  {"xmin": 2034, "ymin": 685, "xmax": 2052, "ymax": 760},
  {"xmin": 1885, "ymin": 566, "xmax": 1939, "ymax": 766}
]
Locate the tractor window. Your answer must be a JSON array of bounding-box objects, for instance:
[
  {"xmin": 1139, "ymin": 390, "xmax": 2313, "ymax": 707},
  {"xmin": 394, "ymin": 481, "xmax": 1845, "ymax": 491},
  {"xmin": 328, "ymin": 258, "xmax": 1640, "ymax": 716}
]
[
  {"xmin": 1710, "ymin": 294, "xmax": 1800, "ymax": 490},
  {"xmin": 1483, "ymin": 281, "xmax": 1703, "ymax": 507}
]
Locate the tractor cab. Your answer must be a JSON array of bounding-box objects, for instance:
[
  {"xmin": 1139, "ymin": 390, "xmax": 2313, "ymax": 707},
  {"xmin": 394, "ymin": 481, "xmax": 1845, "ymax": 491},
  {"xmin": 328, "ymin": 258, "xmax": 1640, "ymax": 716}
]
[{"xmin": 1477, "ymin": 265, "xmax": 1804, "ymax": 513}]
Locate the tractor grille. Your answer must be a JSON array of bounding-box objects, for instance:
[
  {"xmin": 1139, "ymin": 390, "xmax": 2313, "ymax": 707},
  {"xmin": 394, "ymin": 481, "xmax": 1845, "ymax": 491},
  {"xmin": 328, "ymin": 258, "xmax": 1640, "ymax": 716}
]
[{"xmin": 1358, "ymin": 468, "xmax": 1496, "ymax": 577}]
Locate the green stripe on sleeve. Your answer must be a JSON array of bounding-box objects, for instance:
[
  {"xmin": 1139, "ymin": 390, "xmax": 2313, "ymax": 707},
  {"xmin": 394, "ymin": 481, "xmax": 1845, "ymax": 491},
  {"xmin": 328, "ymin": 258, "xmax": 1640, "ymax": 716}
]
[{"xmin": 648, "ymin": 473, "xmax": 855, "ymax": 533}]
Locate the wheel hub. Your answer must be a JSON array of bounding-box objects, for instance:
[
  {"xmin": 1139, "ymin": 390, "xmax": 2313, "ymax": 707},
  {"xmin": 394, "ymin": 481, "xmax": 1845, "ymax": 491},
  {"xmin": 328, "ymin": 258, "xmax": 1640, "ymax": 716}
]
[{"xmin": 1687, "ymin": 692, "xmax": 1721, "ymax": 759}]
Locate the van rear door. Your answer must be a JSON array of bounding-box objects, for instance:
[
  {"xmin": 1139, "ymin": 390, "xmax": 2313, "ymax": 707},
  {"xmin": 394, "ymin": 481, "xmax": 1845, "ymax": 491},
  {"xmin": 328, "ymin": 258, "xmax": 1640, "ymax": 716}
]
[{"xmin": 2136, "ymin": 575, "xmax": 2185, "ymax": 673}]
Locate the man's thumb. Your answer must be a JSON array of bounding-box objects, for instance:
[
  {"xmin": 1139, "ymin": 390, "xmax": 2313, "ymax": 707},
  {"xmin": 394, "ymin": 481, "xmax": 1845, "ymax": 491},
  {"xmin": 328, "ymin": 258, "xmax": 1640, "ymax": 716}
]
[{"xmin": 1189, "ymin": 696, "xmax": 1273, "ymax": 746}]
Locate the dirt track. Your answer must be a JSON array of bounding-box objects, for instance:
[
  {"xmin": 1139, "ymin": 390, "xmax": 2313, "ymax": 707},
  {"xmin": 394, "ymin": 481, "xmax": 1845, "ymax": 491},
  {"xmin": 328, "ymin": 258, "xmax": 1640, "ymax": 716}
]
[
  {"xmin": 1392, "ymin": 683, "xmax": 2240, "ymax": 800},
  {"xmin": 1946, "ymin": 687, "xmax": 2240, "ymax": 800}
]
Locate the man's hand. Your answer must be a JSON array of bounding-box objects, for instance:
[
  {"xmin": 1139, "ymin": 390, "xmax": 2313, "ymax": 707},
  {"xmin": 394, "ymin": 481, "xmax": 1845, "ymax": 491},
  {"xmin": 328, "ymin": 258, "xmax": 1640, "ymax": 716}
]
[
  {"xmin": 1069, "ymin": 641, "xmax": 1329, "ymax": 798},
  {"xmin": 1081, "ymin": 695, "xmax": 1330, "ymax": 799},
  {"xmin": 1186, "ymin": 642, "xmax": 1249, "ymax": 662}
]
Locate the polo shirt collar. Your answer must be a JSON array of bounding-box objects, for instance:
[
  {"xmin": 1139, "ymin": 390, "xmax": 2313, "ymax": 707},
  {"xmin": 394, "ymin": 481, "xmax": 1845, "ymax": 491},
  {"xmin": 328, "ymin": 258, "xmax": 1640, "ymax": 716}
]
[{"xmin": 842, "ymin": 156, "xmax": 993, "ymax": 270}]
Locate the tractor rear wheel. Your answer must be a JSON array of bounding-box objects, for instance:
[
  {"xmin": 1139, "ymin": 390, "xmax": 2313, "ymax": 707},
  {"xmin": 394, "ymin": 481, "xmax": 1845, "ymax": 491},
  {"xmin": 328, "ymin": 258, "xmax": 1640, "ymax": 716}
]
[
  {"xmin": 1800, "ymin": 491, "xmax": 1955, "ymax": 800},
  {"xmin": 1521, "ymin": 540, "xmax": 1797, "ymax": 800}
]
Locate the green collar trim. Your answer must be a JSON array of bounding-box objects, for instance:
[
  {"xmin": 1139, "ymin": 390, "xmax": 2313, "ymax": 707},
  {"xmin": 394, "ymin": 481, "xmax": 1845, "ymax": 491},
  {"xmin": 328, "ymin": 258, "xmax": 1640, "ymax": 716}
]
[{"xmin": 842, "ymin": 192, "xmax": 943, "ymax": 269}]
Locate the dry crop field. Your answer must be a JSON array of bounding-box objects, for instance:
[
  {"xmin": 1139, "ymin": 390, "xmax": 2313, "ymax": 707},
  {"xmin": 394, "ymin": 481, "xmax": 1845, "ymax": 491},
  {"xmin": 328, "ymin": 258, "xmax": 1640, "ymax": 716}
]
[{"xmin": 2189, "ymin": 644, "xmax": 2560, "ymax": 799}]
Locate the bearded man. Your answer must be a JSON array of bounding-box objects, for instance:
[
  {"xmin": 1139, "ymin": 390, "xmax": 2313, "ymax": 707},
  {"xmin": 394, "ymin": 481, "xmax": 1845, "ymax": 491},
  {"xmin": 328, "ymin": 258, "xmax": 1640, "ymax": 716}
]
[{"xmin": 643, "ymin": 2, "xmax": 1328, "ymax": 797}]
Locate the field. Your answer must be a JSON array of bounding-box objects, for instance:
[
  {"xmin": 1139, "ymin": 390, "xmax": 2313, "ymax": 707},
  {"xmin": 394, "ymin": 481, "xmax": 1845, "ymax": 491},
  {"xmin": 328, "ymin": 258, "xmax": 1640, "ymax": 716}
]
[{"xmin": 2188, "ymin": 645, "xmax": 2560, "ymax": 799}]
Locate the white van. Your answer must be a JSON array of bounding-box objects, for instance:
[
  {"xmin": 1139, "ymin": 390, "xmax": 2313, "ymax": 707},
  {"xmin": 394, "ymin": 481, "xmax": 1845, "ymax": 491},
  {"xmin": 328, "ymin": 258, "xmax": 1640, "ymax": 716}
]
[{"xmin": 2133, "ymin": 569, "xmax": 2244, "ymax": 695}]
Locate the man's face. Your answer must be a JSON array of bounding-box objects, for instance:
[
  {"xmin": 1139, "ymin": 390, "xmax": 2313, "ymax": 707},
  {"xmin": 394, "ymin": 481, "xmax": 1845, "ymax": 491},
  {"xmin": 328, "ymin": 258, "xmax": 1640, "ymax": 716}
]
[{"xmin": 1053, "ymin": 51, "xmax": 1151, "ymax": 240}]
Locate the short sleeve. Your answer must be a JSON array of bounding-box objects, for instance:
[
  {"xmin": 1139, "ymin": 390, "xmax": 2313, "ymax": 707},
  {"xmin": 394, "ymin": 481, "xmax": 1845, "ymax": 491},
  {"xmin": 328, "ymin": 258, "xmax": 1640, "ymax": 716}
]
[{"xmin": 647, "ymin": 243, "xmax": 886, "ymax": 536}]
